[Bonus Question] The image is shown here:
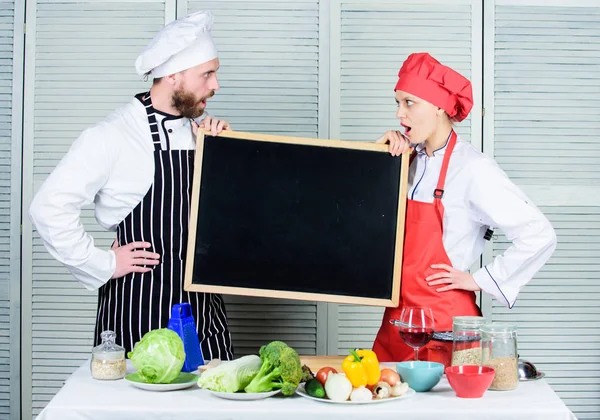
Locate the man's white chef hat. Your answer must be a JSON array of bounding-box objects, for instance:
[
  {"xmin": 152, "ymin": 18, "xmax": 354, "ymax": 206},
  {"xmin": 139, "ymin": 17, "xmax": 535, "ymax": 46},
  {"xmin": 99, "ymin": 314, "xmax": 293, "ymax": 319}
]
[{"xmin": 135, "ymin": 10, "xmax": 217, "ymax": 78}]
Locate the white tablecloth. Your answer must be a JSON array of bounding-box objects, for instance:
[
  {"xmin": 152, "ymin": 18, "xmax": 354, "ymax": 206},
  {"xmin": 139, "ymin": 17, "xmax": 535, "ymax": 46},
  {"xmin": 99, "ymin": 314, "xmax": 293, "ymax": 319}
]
[{"xmin": 36, "ymin": 362, "xmax": 577, "ymax": 420}]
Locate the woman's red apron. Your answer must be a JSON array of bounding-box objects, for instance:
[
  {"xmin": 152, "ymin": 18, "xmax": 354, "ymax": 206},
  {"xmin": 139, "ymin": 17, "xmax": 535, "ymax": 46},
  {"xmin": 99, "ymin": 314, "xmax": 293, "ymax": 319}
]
[{"xmin": 372, "ymin": 131, "xmax": 481, "ymax": 365}]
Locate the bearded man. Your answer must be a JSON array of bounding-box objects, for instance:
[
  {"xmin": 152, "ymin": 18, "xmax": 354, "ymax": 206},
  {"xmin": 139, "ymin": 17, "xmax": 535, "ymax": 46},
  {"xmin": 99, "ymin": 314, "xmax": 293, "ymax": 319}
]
[{"xmin": 29, "ymin": 10, "xmax": 234, "ymax": 359}]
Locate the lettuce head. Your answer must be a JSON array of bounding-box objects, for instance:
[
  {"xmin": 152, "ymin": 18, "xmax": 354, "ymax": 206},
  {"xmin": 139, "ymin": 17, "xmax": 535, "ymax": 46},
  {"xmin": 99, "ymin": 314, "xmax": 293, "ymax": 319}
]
[{"xmin": 127, "ymin": 328, "xmax": 185, "ymax": 384}]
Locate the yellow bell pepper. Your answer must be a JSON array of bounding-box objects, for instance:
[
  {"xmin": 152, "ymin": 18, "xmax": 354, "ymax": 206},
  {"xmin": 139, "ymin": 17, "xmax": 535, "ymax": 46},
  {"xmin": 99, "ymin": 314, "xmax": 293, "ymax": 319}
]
[{"xmin": 342, "ymin": 349, "xmax": 381, "ymax": 387}]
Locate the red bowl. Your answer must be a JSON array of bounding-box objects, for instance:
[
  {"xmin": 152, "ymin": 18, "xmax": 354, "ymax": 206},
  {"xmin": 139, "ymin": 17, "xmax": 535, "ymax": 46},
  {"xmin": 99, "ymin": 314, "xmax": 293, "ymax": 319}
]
[{"xmin": 445, "ymin": 365, "xmax": 496, "ymax": 398}]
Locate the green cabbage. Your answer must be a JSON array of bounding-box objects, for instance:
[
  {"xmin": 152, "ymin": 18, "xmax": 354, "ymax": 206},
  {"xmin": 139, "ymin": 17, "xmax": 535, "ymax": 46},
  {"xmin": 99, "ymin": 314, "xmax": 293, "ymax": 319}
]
[
  {"xmin": 127, "ymin": 329, "xmax": 185, "ymax": 384},
  {"xmin": 197, "ymin": 355, "xmax": 262, "ymax": 393}
]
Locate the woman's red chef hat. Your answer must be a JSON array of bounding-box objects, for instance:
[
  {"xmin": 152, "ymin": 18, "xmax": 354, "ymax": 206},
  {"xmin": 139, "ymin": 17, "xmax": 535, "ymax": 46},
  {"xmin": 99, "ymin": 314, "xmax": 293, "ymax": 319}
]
[{"xmin": 394, "ymin": 52, "xmax": 473, "ymax": 122}]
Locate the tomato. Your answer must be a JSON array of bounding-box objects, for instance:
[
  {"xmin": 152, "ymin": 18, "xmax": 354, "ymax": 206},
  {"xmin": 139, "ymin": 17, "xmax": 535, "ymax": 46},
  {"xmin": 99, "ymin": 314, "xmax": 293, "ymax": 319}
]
[
  {"xmin": 315, "ymin": 367, "xmax": 338, "ymax": 386},
  {"xmin": 380, "ymin": 368, "xmax": 401, "ymax": 386}
]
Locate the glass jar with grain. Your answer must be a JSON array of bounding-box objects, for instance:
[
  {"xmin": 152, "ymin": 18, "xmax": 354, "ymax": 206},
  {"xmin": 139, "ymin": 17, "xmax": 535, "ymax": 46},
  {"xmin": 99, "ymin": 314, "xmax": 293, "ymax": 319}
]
[
  {"xmin": 481, "ymin": 324, "xmax": 519, "ymax": 391},
  {"xmin": 451, "ymin": 316, "xmax": 486, "ymax": 366},
  {"xmin": 90, "ymin": 330, "xmax": 127, "ymax": 380}
]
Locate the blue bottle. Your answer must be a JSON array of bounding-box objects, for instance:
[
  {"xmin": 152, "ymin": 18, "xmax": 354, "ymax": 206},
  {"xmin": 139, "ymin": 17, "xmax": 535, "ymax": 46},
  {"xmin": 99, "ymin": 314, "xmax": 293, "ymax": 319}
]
[{"xmin": 167, "ymin": 303, "xmax": 204, "ymax": 372}]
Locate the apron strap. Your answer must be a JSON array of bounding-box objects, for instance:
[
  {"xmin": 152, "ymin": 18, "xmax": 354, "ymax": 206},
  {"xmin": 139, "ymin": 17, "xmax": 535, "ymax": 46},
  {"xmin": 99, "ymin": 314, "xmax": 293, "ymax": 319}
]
[
  {"xmin": 433, "ymin": 130, "xmax": 458, "ymax": 201},
  {"xmin": 409, "ymin": 150, "xmax": 417, "ymax": 165},
  {"xmin": 407, "ymin": 130, "xmax": 457, "ymax": 200},
  {"xmin": 135, "ymin": 92, "xmax": 167, "ymax": 152}
]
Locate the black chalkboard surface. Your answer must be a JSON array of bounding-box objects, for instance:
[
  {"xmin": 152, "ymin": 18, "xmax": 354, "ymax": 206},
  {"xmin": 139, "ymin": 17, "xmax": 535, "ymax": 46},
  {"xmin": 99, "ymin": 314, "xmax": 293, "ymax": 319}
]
[{"xmin": 183, "ymin": 131, "xmax": 409, "ymax": 307}]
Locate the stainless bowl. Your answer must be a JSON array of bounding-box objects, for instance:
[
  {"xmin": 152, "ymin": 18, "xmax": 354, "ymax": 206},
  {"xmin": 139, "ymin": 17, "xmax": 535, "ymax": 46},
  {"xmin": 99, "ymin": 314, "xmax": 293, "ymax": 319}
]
[{"xmin": 518, "ymin": 359, "xmax": 539, "ymax": 380}]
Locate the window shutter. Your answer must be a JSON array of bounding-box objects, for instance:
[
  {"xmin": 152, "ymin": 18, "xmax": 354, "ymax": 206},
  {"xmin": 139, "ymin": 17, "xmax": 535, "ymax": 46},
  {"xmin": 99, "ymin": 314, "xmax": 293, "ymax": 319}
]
[{"xmin": 484, "ymin": 2, "xmax": 600, "ymax": 418}]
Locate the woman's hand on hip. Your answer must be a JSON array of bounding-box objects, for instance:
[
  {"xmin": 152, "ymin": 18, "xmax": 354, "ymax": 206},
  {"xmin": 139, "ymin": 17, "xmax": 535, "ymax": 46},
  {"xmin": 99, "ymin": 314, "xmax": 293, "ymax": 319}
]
[
  {"xmin": 426, "ymin": 264, "xmax": 482, "ymax": 292},
  {"xmin": 375, "ymin": 130, "xmax": 411, "ymax": 156},
  {"xmin": 111, "ymin": 241, "xmax": 160, "ymax": 279}
]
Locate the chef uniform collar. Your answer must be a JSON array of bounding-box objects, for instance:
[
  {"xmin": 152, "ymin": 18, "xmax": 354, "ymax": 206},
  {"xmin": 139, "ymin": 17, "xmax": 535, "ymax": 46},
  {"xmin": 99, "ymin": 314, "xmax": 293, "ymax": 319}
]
[{"xmin": 415, "ymin": 133, "xmax": 451, "ymax": 157}]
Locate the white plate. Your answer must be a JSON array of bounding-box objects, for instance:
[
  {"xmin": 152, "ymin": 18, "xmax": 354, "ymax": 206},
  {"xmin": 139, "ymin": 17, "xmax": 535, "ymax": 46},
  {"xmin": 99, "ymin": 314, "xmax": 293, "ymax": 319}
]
[
  {"xmin": 206, "ymin": 389, "xmax": 282, "ymax": 400},
  {"xmin": 295, "ymin": 383, "xmax": 416, "ymax": 405},
  {"xmin": 125, "ymin": 372, "xmax": 198, "ymax": 392}
]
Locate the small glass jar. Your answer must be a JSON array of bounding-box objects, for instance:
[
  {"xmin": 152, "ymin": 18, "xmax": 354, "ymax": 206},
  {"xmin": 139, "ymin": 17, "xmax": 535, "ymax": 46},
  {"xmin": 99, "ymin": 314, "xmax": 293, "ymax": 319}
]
[
  {"xmin": 451, "ymin": 316, "xmax": 485, "ymax": 366},
  {"xmin": 481, "ymin": 324, "xmax": 519, "ymax": 391},
  {"xmin": 90, "ymin": 330, "xmax": 127, "ymax": 380}
]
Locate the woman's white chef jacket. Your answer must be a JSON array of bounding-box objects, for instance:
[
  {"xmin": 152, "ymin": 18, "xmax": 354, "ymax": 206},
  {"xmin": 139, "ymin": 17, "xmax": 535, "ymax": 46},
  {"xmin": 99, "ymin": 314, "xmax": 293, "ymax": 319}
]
[{"xmin": 408, "ymin": 137, "xmax": 557, "ymax": 308}]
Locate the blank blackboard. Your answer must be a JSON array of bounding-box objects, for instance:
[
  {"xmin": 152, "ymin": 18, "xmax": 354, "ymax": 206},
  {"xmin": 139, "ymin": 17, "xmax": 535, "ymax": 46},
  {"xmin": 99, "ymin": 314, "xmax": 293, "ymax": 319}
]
[{"xmin": 184, "ymin": 130, "xmax": 409, "ymax": 307}]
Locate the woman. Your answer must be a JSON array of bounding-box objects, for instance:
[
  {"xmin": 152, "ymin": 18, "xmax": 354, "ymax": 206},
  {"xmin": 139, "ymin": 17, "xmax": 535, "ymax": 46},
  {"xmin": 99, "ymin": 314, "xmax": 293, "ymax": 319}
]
[{"xmin": 372, "ymin": 52, "xmax": 557, "ymax": 363}]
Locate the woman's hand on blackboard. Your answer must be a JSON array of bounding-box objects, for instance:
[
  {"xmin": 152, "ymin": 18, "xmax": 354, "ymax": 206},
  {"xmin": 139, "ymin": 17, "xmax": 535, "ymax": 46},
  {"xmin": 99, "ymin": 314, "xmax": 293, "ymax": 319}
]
[
  {"xmin": 375, "ymin": 130, "xmax": 411, "ymax": 156},
  {"xmin": 110, "ymin": 241, "xmax": 160, "ymax": 279},
  {"xmin": 194, "ymin": 116, "xmax": 231, "ymax": 136}
]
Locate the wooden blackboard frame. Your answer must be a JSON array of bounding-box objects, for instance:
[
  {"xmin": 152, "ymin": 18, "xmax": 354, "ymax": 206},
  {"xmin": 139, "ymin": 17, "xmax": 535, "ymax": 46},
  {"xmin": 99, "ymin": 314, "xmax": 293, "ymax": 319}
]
[{"xmin": 184, "ymin": 130, "xmax": 410, "ymax": 307}]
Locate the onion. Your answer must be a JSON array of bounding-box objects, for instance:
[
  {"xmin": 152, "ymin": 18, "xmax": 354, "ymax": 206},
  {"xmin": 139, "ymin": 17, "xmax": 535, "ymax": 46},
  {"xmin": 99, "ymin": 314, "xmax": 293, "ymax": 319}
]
[
  {"xmin": 324, "ymin": 373, "xmax": 353, "ymax": 401},
  {"xmin": 380, "ymin": 368, "xmax": 401, "ymax": 386}
]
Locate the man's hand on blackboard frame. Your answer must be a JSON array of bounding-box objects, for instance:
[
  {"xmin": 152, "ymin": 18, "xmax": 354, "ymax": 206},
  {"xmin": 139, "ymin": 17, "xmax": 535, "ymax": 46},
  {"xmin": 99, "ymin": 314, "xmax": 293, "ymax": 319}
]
[
  {"xmin": 193, "ymin": 116, "xmax": 232, "ymax": 136},
  {"xmin": 375, "ymin": 130, "xmax": 411, "ymax": 156}
]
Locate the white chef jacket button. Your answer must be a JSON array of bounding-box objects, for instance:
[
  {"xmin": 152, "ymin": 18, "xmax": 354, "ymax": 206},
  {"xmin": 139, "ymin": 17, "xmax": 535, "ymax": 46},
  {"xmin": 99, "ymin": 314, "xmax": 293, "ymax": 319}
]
[{"xmin": 168, "ymin": 129, "xmax": 173, "ymax": 133}]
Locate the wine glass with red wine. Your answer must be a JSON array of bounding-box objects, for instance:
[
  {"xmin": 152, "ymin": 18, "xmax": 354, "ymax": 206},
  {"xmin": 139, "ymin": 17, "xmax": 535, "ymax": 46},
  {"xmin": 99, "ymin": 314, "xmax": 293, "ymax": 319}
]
[{"xmin": 398, "ymin": 307, "xmax": 435, "ymax": 361}]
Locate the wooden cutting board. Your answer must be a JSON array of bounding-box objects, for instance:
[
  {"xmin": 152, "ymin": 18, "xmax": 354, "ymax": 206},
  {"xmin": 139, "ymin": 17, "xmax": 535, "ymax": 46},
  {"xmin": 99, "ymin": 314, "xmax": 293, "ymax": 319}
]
[{"xmin": 299, "ymin": 356, "xmax": 346, "ymax": 373}]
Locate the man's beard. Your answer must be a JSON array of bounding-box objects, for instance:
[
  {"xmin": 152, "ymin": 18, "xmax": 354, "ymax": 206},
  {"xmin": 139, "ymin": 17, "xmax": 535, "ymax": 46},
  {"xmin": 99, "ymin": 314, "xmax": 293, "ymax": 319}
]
[{"xmin": 171, "ymin": 88, "xmax": 213, "ymax": 119}]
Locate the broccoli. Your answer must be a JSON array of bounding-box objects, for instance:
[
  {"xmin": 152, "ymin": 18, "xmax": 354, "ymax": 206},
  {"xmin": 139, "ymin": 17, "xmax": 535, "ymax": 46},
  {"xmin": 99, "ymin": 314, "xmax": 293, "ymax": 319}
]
[{"xmin": 244, "ymin": 340, "xmax": 303, "ymax": 396}]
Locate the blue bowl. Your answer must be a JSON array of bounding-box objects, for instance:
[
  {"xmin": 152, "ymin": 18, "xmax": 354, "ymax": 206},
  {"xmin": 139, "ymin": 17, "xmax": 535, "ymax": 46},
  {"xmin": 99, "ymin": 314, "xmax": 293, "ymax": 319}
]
[{"xmin": 396, "ymin": 361, "xmax": 444, "ymax": 392}]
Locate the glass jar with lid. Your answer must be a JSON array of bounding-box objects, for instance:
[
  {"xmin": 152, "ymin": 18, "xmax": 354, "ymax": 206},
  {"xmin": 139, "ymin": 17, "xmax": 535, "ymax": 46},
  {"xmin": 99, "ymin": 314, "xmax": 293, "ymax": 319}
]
[
  {"xmin": 451, "ymin": 316, "xmax": 486, "ymax": 366},
  {"xmin": 481, "ymin": 324, "xmax": 519, "ymax": 391},
  {"xmin": 90, "ymin": 330, "xmax": 127, "ymax": 380}
]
